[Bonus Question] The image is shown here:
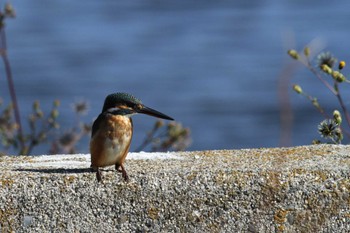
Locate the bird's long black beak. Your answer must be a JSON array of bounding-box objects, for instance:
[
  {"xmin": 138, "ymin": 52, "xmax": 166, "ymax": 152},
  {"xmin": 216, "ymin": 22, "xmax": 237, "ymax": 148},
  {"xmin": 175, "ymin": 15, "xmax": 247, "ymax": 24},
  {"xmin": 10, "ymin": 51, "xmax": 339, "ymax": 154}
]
[{"xmin": 137, "ymin": 105, "xmax": 174, "ymax": 120}]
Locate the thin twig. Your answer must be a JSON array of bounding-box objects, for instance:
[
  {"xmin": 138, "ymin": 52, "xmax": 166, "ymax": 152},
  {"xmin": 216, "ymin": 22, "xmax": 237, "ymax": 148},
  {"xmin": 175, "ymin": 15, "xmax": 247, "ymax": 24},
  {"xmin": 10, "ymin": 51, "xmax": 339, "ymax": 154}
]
[
  {"xmin": 333, "ymin": 82, "xmax": 350, "ymax": 128},
  {"xmin": 0, "ymin": 27, "xmax": 24, "ymax": 150},
  {"xmin": 306, "ymin": 63, "xmax": 337, "ymax": 95},
  {"xmin": 135, "ymin": 127, "xmax": 165, "ymax": 152}
]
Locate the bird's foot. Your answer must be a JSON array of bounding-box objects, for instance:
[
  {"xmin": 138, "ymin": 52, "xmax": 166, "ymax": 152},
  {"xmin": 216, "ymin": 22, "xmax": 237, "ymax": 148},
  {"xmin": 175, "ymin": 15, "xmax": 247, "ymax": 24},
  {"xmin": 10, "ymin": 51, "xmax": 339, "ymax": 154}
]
[
  {"xmin": 115, "ymin": 164, "xmax": 129, "ymax": 182},
  {"xmin": 91, "ymin": 165, "xmax": 103, "ymax": 183},
  {"xmin": 115, "ymin": 164, "xmax": 123, "ymax": 173}
]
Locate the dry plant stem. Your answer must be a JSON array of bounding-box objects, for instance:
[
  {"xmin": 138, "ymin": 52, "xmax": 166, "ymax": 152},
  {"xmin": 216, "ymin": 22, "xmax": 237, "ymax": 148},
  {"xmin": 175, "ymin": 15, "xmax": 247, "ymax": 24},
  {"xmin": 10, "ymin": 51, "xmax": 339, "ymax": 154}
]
[
  {"xmin": 26, "ymin": 136, "xmax": 38, "ymax": 155},
  {"xmin": 0, "ymin": 28, "xmax": 24, "ymax": 149},
  {"xmin": 305, "ymin": 61, "xmax": 350, "ymax": 128},
  {"xmin": 135, "ymin": 127, "xmax": 163, "ymax": 152},
  {"xmin": 305, "ymin": 61, "xmax": 337, "ymax": 95},
  {"xmin": 301, "ymin": 92, "xmax": 325, "ymax": 115},
  {"xmin": 333, "ymin": 82, "xmax": 350, "ymax": 128}
]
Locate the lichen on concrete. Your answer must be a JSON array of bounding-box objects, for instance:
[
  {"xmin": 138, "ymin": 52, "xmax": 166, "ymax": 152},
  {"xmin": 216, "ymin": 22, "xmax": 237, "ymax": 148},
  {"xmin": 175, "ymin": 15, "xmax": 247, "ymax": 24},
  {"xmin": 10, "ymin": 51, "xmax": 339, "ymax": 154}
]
[{"xmin": 0, "ymin": 144, "xmax": 350, "ymax": 232}]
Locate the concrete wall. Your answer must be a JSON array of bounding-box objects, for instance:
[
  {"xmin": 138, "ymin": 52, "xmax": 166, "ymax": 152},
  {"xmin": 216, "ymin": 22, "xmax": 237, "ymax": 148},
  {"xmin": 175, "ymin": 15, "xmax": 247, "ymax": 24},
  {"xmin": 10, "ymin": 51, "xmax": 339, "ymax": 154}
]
[{"xmin": 0, "ymin": 144, "xmax": 350, "ymax": 232}]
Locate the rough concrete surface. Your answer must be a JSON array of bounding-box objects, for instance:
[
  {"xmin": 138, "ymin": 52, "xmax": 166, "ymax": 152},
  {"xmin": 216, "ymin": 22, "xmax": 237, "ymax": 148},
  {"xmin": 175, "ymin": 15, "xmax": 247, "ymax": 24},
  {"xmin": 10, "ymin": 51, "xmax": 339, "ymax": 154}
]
[{"xmin": 0, "ymin": 144, "xmax": 350, "ymax": 232}]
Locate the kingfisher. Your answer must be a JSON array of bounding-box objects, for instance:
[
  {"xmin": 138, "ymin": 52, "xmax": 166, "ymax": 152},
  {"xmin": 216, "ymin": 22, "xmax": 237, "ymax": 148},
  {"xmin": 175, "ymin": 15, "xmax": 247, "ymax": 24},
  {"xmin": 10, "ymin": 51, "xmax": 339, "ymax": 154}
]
[{"xmin": 90, "ymin": 92, "xmax": 174, "ymax": 182}]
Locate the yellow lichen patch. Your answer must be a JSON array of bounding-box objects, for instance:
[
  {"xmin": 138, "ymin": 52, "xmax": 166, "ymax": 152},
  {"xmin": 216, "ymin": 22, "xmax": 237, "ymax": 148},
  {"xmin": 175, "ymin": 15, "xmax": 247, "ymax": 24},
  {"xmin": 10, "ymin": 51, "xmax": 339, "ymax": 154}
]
[
  {"xmin": 276, "ymin": 224, "xmax": 285, "ymax": 233},
  {"xmin": 265, "ymin": 171, "xmax": 282, "ymax": 187},
  {"xmin": 147, "ymin": 206, "xmax": 159, "ymax": 220},
  {"xmin": 0, "ymin": 207, "xmax": 17, "ymax": 232},
  {"xmin": 292, "ymin": 189, "xmax": 345, "ymax": 232},
  {"xmin": 1, "ymin": 178, "xmax": 14, "ymax": 187},
  {"xmin": 199, "ymin": 150, "xmax": 217, "ymax": 156},
  {"xmin": 338, "ymin": 178, "xmax": 350, "ymax": 192},
  {"xmin": 64, "ymin": 175, "xmax": 76, "ymax": 185},
  {"xmin": 262, "ymin": 171, "xmax": 291, "ymax": 194},
  {"xmin": 227, "ymin": 170, "xmax": 254, "ymax": 189},
  {"xmin": 258, "ymin": 145, "xmax": 337, "ymax": 160},
  {"xmin": 187, "ymin": 171, "xmax": 198, "ymax": 181},
  {"xmin": 193, "ymin": 150, "xmax": 228, "ymax": 157},
  {"xmin": 290, "ymin": 168, "xmax": 307, "ymax": 176},
  {"xmin": 311, "ymin": 170, "xmax": 330, "ymax": 182},
  {"xmin": 274, "ymin": 208, "xmax": 288, "ymax": 232},
  {"xmin": 214, "ymin": 170, "xmax": 228, "ymax": 185}
]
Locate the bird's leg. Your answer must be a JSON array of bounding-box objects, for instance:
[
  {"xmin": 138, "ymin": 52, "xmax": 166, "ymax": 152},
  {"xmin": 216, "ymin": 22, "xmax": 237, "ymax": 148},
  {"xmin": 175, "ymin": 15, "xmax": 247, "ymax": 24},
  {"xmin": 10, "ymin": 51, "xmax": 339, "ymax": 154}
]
[
  {"xmin": 115, "ymin": 164, "xmax": 129, "ymax": 182},
  {"xmin": 91, "ymin": 166, "xmax": 103, "ymax": 182},
  {"xmin": 96, "ymin": 168, "xmax": 103, "ymax": 182},
  {"xmin": 121, "ymin": 165, "xmax": 129, "ymax": 181}
]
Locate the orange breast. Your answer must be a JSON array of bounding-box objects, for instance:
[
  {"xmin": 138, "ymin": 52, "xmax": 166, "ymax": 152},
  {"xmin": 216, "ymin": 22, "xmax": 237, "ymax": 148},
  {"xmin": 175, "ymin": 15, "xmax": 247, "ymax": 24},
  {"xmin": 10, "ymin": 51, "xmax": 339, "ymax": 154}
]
[{"xmin": 90, "ymin": 115, "xmax": 133, "ymax": 168}]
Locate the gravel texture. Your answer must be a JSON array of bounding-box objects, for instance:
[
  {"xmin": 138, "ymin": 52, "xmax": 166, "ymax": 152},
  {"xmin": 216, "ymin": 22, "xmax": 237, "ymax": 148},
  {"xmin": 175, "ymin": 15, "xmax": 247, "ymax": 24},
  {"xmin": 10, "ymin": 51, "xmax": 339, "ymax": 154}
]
[{"xmin": 1, "ymin": 144, "xmax": 350, "ymax": 232}]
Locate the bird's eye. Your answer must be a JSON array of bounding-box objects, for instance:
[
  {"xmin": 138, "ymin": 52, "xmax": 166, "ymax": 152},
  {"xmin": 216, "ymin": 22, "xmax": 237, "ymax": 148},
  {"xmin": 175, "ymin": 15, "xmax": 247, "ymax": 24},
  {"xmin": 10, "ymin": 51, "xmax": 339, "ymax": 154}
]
[{"xmin": 135, "ymin": 104, "xmax": 143, "ymax": 110}]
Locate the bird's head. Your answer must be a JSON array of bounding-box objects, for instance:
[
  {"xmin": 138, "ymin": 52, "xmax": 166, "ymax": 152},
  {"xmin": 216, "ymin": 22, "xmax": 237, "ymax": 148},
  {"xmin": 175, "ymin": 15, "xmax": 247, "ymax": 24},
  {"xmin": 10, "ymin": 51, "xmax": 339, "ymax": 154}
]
[{"xmin": 102, "ymin": 92, "xmax": 174, "ymax": 120}]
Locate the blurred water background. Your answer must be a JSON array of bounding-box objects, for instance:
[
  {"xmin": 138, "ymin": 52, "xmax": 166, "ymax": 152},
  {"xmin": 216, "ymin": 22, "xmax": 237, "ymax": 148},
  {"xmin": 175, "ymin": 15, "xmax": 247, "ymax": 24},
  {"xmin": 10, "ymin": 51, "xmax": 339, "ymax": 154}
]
[{"xmin": 1, "ymin": 0, "xmax": 350, "ymax": 154}]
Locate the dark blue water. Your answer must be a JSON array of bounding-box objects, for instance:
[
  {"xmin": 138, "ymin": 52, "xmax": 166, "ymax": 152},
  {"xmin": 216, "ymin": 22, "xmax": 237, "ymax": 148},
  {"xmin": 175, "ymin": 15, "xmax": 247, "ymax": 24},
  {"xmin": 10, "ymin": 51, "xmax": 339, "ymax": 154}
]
[{"xmin": 1, "ymin": 1, "xmax": 350, "ymax": 154}]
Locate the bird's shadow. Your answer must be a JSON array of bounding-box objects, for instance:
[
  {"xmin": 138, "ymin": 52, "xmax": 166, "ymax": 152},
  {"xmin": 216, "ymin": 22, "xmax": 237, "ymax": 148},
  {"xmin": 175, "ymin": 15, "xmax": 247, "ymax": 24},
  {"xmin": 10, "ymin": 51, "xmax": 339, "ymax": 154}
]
[
  {"xmin": 14, "ymin": 167, "xmax": 116, "ymax": 174},
  {"xmin": 14, "ymin": 168, "xmax": 92, "ymax": 174}
]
